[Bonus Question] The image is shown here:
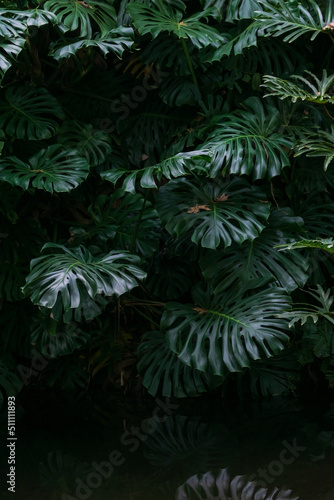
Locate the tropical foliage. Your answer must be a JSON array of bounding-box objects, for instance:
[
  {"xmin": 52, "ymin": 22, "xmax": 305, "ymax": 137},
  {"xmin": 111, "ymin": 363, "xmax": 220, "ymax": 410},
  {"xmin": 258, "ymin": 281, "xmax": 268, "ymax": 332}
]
[{"xmin": 1, "ymin": 0, "xmax": 334, "ymax": 410}]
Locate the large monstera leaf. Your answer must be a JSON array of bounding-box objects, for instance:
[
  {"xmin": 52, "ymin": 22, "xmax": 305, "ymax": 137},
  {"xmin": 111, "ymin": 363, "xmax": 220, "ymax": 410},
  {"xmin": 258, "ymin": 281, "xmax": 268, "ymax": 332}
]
[
  {"xmin": 44, "ymin": 0, "xmax": 117, "ymax": 38},
  {"xmin": 0, "ymin": 86, "xmax": 64, "ymax": 140},
  {"xmin": 176, "ymin": 469, "xmax": 299, "ymax": 500},
  {"xmin": 137, "ymin": 331, "xmax": 224, "ymax": 398},
  {"xmin": 200, "ymin": 97, "xmax": 292, "ymax": 179},
  {"xmin": 162, "ymin": 284, "xmax": 291, "ymax": 375},
  {"xmin": 127, "ymin": 0, "xmax": 224, "ymax": 49},
  {"xmin": 22, "ymin": 243, "xmax": 146, "ymax": 320},
  {"xmin": 156, "ymin": 176, "xmax": 270, "ymax": 249},
  {"xmin": 200, "ymin": 209, "xmax": 309, "ymax": 293},
  {"xmin": 0, "ymin": 145, "xmax": 90, "ymax": 192}
]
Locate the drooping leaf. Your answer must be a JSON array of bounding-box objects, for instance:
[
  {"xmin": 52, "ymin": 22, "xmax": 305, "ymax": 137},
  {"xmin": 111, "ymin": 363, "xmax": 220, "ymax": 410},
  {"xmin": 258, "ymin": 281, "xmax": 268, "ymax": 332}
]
[
  {"xmin": 156, "ymin": 176, "xmax": 270, "ymax": 249},
  {"xmin": 256, "ymin": 0, "xmax": 332, "ymax": 42},
  {"xmin": 0, "ymin": 145, "xmax": 90, "ymax": 192},
  {"xmin": 276, "ymin": 238, "xmax": 334, "ymax": 254},
  {"xmin": 0, "ymin": 86, "xmax": 64, "ymax": 140},
  {"xmin": 163, "ymin": 283, "xmax": 291, "ymax": 375},
  {"xmin": 43, "ymin": 0, "xmax": 117, "ymax": 38},
  {"xmin": 101, "ymin": 149, "xmax": 212, "ymax": 192},
  {"xmin": 295, "ymin": 126, "xmax": 334, "ymax": 170},
  {"xmin": 22, "ymin": 244, "xmax": 146, "ymax": 316},
  {"xmin": 50, "ymin": 26, "xmax": 134, "ymax": 61},
  {"xmin": 262, "ymin": 70, "xmax": 334, "ymax": 104},
  {"xmin": 0, "ymin": 37, "xmax": 26, "ymax": 84},
  {"xmin": 200, "ymin": 208, "xmax": 309, "ymax": 293},
  {"xmin": 137, "ymin": 331, "xmax": 224, "ymax": 397}
]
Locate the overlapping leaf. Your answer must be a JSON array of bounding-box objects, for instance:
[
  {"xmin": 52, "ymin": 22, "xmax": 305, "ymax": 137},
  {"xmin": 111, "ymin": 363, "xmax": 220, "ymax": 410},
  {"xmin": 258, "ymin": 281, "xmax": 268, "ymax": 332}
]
[
  {"xmin": 101, "ymin": 149, "xmax": 212, "ymax": 193},
  {"xmin": 263, "ymin": 70, "xmax": 334, "ymax": 104},
  {"xmin": 50, "ymin": 26, "xmax": 134, "ymax": 61},
  {"xmin": 295, "ymin": 126, "xmax": 334, "ymax": 170},
  {"xmin": 200, "ymin": 209, "xmax": 309, "ymax": 292},
  {"xmin": 200, "ymin": 97, "xmax": 293, "ymax": 179},
  {"xmin": 127, "ymin": 0, "xmax": 224, "ymax": 49},
  {"xmin": 0, "ymin": 86, "xmax": 64, "ymax": 140},
  {"xmin": 44, "ymin": 0, "xmax": 117, "ymax": 38},
  {"xmin": 0, "ymin": 145, "xmax": 90, "ymax": 192},
  {"xmin": 71, "ymin": 190, "xmax": 160, "ymax": 257},
  {"xmin": 156, "ymin": 176, "xmax": 270, "ymax": 249},
  {"xmin": 162, "ymin": 283, "xmax": 291, "ymax": 375},
  {"xmin": 22, "ymin": 243, "xmax": 146, "ymax": 315},
  {"xmin": 137, "ymin": 331, "xmax": 224, "ymax": 397},
  {"xmin": 57, "ymin": 121, "xmax": 112, "ymax": 167},
  {"xmin": 256, "ymin": 0, "xmax": 331, "ymax": 42}
]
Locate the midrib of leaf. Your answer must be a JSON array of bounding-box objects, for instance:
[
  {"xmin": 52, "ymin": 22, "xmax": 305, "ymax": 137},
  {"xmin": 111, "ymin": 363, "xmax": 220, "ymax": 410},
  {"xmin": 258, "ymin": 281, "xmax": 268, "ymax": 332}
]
[{"xmin": 205, "ymin": 309, "xmax": 250, "ymax": 329}]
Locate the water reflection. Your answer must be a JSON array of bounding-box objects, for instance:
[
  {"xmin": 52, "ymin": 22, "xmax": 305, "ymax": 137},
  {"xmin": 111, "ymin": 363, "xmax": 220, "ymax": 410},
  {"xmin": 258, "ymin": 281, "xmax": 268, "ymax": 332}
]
[{"xmin": 1, "ymin": 395, "xmax": 334, "ymax": 499}]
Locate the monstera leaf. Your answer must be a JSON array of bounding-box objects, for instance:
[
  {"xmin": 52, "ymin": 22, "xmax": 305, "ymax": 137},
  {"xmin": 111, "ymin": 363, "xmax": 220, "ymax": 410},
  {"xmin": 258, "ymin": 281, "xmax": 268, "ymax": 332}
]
[
  {"xmin": 22, "ymin": 244, "xmax": 146, "ymax": 318},
  {"xmin": 0, "ymin": 145, "xmax": 90, "ymax": 192},
  {"xmin": 0, "ymin": 38, "xmax": 25, "ymax": 83},
  {"xmin": 176, "ymin": 469, "xmax": 299, "ymax": 500},
  {"xmin": 50, "ymin": 26, "xmax": 134, "ymax": 61},
  {"xmin": 162, "ymin": 283, "xmax": 291, "ymax": 375},
  {"xmin": 0, "ymin": 10, "xmax": 26, "ymax": 37},
  {"xmin": 101, "ymin": 149, "xmax": 212, "ymax": 192},
  {"xmin": 156, "ymin": 176, "xmax": 270, "ymax": 249},
  {"xmin": 57, "ymin": 121, "xmax": 112, "ymax": 167},
  {"xmin": 127, "ymin": 0, "xmax": 223, "ymax": 49},
  {"xmin": 44, "ymin": 0, "xmax": 117, "ymax": 38},
  {"xmin": 137, "ymin": 331, "xmax": 224, "ymax": 397},
  {"xmin": 0, "ymin": 86, "xmax": 64, "ymax": 140},
  {"xmin": 200, "ymin": 97, "xmax": 292, "ymax": 179},
  {"xmin": 200, "ymin": 209, "xmax": 309, "ymax": 293},
  {"xmin": 71, "ymin": 190, "xmax": 160, "ymax": 257}
]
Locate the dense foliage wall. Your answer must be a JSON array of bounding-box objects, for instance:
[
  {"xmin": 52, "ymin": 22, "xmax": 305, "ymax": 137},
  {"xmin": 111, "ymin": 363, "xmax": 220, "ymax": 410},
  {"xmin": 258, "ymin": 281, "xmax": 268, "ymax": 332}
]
[{"xmin": 1, "ymin": 0, "xmax": 334, "ymax": 406}]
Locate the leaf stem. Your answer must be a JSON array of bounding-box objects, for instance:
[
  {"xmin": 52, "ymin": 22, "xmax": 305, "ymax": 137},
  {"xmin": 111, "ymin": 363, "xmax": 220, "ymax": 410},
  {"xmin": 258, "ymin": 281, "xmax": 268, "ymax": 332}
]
[
  {"xmin": 181, "ymin": 38, "xmax": 199, "ymax": 88},
  {"xmin": 129, "ymin": 189, "xmax": 149, "ymax": 253}
]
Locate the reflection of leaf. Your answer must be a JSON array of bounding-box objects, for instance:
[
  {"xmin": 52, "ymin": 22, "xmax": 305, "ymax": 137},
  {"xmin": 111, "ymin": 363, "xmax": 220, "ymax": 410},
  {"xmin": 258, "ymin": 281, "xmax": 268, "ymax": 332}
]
[
  {"xmin": 176, "ymin": 468, "xmax": 299, "ymax": 500},
  {"xmin": 144, "ymin": 415, "xmax": 238, "ymax": 472}
]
